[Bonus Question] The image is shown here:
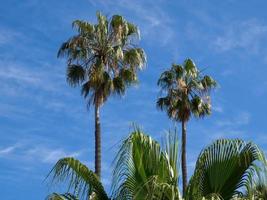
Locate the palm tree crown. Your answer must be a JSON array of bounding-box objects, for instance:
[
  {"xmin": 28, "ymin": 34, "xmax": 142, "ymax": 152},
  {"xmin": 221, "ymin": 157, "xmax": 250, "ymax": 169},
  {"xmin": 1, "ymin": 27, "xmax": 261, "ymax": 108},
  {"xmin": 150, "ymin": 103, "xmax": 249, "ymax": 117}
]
[
  {"xmin": 157, "ymin": 58, "xmax": 216, "ymax": 122},
  {"xmin": 58, "ymin": 12, "xmax": 146, "ymax": 107}
]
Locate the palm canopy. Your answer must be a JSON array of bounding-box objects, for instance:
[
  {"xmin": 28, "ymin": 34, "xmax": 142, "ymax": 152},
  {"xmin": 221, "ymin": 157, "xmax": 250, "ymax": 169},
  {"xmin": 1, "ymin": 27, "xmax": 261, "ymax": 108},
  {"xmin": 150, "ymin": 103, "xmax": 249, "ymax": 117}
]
[
  {"xmin": 58, "ymin": 12, "xmax": 146, "ymax": 106},
  {"xmin": 157, "ymin": 59, "xmax": 217, "ymax": 122},
  {"xmin": 186, "ymin": 139, "xmax": 267, "ymax": 200},
  {"xmin": 111, "ymin": 129, "xmax": 181, "ymax": 200}
]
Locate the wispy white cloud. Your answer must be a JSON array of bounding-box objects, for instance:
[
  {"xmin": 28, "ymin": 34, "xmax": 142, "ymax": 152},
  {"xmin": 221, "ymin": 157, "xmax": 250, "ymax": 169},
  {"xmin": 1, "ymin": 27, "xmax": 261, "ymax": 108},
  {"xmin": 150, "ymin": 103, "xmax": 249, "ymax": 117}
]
[
  {"xmin": 208, "ymin": 130, "xmax": 245, "ymax": 140},
  {"xmin": 0, "ymin": 27, "xmax": 19, "ymax": 46},
  {"xmin": 0, "ymin": 60, "xmax": 66, "ymax": 93},
  {"xmin": 0, "ymin": 144, "xmax": 17, "ymax": 155},
  {"xmin": 216, "ymin": 111, "xmax": 250, "ymax": 127},
  {"xmin": 213, "ymin": 19, "xmax": 267, "ymax": 52},
  {"xmin": 88, "ymin": 0, "xmax": 175, "ymax": 47},
  {"xmin": 0, "ymin": 63, "xmax": 40, "ymax": 84},
  {"xmin": 213, "ymin": 105, "xmax": 224, "ymax": 113},
  {"xmin": 254, "ymin": 133, "xmax": 267, "ymax": 145},
  {"xmin": 27, "ymin": 147, "xmax": 81, "ymax": 164},
  {"xmin": 253, "ymin": 80, "xmax": 267, "ymax": 96},
  {"xmin": 220, "ymin": 69, "xmax": 234, "ymax": 77},
  {"xmin": 0, "ymin": 58, "xmax": 86, "ymax": 119},
  {"xmin": 0, "ymin": 142, "xmax": 82, "ymax": 164}
]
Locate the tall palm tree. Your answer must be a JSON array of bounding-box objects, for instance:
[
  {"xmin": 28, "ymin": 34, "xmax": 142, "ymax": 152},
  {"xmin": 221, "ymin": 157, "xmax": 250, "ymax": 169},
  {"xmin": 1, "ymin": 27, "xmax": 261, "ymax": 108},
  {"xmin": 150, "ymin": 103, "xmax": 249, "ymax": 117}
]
[
  {"xmin": 157, "ymin": 59, "xmax": 217, "ymax": 196},
  {"xmin": 186, "ymin": 139, "xmax": 267, "ymax": 200},
  {"xmin": 58, "ymin": 12, "xmax": 146, "ymax": 178}
]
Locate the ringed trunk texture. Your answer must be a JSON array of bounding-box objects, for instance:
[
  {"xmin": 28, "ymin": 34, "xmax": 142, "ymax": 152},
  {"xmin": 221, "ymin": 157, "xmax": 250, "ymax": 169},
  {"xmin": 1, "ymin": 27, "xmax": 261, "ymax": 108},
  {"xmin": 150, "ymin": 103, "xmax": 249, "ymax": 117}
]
[
  {"xmin": 182, "ymin": 120, "xmax": 187, "ymax": 197},
  {"xmin": 95, "ymin": 104, "xmax": 101, "ymax": 178}
]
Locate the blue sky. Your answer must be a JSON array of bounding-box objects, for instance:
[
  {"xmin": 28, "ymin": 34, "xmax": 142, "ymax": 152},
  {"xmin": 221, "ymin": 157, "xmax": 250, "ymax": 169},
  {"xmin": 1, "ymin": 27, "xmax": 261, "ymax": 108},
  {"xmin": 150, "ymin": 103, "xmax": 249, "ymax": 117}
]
[{"xmin": 1, "ymin": 0, "xmax": 267, "ymax": 199}]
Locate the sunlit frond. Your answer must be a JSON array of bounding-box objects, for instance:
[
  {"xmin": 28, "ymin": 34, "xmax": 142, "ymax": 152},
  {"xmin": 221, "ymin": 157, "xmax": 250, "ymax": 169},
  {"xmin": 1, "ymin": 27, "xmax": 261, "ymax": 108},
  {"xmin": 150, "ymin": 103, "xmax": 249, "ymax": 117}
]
[
  {"xmin": 186, "ymin": 139, "xmax": 267, "ymax": 200},
  {"xmin": 111, "ymin": 129, "xmax": 180, "ymax": 200},
  {"xmin": 47, "ymin": 157, "xmax": 109, "ymax": 200}
]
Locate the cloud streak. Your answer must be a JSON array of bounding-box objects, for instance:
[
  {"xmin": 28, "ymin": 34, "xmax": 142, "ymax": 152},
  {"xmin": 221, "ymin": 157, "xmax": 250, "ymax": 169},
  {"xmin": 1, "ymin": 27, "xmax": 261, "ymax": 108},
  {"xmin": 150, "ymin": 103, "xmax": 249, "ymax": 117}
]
[
  {"xmin": 0, "ymin": 142, "xmax": 82, "ymax": 164},
  {"xmin": 88, "ymin": 0, "xmax": 175, "ymax": 47},
  {"xmin": 216, "ymin": 111, "xmax": 250, "ymax": 127},
  {"xmin": 213, "ymin": 19, "xmax": 267, "ymax": 53}
]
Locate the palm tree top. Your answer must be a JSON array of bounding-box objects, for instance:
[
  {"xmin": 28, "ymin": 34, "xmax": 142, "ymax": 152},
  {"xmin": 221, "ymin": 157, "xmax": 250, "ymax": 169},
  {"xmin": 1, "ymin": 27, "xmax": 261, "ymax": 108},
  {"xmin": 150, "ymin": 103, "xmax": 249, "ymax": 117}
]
[
  {"xmin": 58, "ymin": 12, "xmax": 146, "ymax": 107},
  {"xmin": 157, "ymin": 58, "xmax": 217, "ymax": 122}
]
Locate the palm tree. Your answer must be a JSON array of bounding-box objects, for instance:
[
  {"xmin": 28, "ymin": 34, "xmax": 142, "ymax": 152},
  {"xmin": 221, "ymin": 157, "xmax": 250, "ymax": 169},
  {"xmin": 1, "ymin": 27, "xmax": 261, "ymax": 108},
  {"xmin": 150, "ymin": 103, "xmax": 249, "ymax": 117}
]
[
  {"xmin": 157, "ymin": 59, "xmax": 217, "ymax": 195},
  {"xmin": 186, "ymin": 139, "xmax": 267, "ymax": 200},
  {"xmin": 58, "ymin": 12, "xmax": 146, "ymax": 178}
]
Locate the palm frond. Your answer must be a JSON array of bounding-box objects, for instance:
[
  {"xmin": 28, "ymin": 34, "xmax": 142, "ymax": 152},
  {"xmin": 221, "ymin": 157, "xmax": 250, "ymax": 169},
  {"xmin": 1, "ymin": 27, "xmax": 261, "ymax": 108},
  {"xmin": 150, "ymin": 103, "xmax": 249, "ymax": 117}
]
[
  {"xmin": 47, "ymin": 157, "xmax": 109, "ymax": 200},
  {"xmin": 123, "ymin": 48, "xmax": 146, "ymax": 70},
  {"xmin": 186, "ymin": 139, "xmax": 267, "ymax": 200},
  {"xmin": 72, "ymin": 20, "xmax": 95, "ymax": 36},
  {"xmin": 67, "ymin": 64, "xmax": 86, "ymax": 87},
  {"xmin": 111, "ymin": 129, "xmax": 180, "ymax": 200}
]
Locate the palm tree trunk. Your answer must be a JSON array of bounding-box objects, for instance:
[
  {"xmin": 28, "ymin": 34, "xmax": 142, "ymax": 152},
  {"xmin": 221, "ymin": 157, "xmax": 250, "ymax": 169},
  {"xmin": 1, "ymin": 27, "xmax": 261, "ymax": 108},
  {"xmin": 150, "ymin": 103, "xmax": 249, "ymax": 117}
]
[
  {"xmin": 182, "ymin": 120, "xmax": 187, "ymax": 197},
  {"xmin": 94, "ymin": 103, "xmax": 101, "ymax": 178}
]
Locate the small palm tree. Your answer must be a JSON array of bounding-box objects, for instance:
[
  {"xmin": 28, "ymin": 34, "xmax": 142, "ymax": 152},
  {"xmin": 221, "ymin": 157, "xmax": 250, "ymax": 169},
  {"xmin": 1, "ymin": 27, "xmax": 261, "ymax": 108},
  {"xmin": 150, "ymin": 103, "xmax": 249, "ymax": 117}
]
[
  {"xmin": 58, "ymin": 12, "xmax": 146, "ymax": 178},
  {"xmin": 186, "ymin": 139, "xmax": 267, "ymax": 200},
  {"xmin": 157, "ymin": 59, "xmax": 217, "ymax": 195}
]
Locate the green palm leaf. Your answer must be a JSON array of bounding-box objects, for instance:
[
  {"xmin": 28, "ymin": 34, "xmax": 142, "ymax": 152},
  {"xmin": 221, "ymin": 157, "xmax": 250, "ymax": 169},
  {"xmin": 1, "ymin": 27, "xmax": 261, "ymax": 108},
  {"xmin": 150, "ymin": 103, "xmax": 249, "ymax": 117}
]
[
  {"xmin": 186, "ymin": 139, "xmax": 267, "ymax": 200},
  {"xmin": 47, "ymin": 157, "xmax": 109, "ymax": 200},
  {"xmin": 111, "ymin": 129, "xmax": 181, "ymax": 200}
]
